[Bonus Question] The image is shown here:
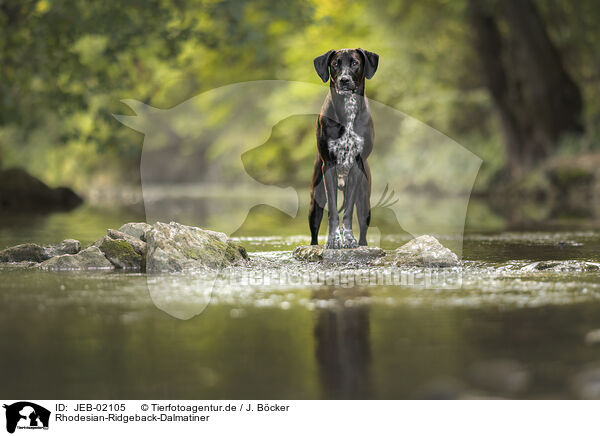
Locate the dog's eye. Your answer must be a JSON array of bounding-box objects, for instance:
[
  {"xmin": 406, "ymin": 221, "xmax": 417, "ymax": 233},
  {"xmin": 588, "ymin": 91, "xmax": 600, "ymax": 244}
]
[{"xmin": 352, "ymin": 60, "xmax": 358, "ymax": 67}]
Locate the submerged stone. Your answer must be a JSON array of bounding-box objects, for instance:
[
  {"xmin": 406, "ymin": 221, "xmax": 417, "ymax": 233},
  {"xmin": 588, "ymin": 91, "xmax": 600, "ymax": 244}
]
[
  {"xmin": 145, "ymin": 221, "xmax": 248, "ymax": 273},
  {"xmin": 0, "ymin": 261, "xmax": 39, "ymax": 269},
  {"xmin": 38, "ymin": 246, "xmax": 114, "ymax": 270},
  {"xmin": 521, "ymin": 260, "xmax": 600, "ymax": 272}
]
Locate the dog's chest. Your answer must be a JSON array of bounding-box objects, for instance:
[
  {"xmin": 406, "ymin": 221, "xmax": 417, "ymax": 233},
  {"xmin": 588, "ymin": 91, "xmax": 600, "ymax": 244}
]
[{"xmin": 327, "ymin": 94, "xmax": 364, "ymax": 174}]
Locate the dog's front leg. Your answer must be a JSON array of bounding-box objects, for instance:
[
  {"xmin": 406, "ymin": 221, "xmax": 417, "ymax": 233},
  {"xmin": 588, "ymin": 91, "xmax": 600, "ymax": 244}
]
[
  {"xmin": 342, "ymin": 165, "xmax": 360, "ymax": 248},
  {"xmin": 323, "ymin": 162, "xmax": 342, "ymax": 249}
]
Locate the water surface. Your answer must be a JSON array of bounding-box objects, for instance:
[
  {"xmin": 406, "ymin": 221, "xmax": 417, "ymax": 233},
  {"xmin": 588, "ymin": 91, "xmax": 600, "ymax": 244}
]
[{"xmin": 2, "ymin": 205, "xmax": 600, "ymax": 399}]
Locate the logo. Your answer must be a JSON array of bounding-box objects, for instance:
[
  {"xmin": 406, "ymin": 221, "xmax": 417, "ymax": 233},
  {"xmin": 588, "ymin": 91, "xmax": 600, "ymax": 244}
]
[{"xmin": 3, "ymin": 402, "xmax": 50, "ymax": 434}]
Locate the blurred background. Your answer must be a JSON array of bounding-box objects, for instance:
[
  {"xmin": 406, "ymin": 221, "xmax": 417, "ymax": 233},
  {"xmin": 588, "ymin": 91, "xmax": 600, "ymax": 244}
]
[
  {"xmin": 1, "ymin": 0, "xmax": 600, "ymax": 232},
  {"xmin": 4, "ymin": 0, "xmax": 600, "ymax": 400}
]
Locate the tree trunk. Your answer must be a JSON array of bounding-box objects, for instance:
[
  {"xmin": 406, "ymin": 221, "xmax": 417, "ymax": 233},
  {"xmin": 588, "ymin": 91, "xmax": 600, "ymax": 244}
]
[{"xmin": 468, "ymin": 0, "xmax": 583, "ymax": 178}]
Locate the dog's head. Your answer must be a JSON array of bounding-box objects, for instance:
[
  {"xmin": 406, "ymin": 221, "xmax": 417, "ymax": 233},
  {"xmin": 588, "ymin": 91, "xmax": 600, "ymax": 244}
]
[{"xmin": 314, "ymin": 48, "xmax": 379, "ymax": 94}]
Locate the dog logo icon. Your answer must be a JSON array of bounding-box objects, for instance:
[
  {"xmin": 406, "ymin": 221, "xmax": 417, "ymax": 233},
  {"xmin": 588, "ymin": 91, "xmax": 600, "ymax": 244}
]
[
  {"xmin": 3, "ymin": 402, "xmax": 50, "ymax": 434},
  {"xmin": 115, "ymin": 80, "xmax": 481, "ymax": 319}
]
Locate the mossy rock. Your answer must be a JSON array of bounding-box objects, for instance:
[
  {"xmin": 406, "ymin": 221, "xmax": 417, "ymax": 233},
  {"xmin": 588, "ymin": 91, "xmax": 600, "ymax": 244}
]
[
  {"xmin": 0, "ymin": 243, "xmax": 48, "ymax": 263},
  {"xmin": 98, "ymin": 237, "xmax": 143, "ymax": 270},
  {"xmin": 145, "ymin": 222, "xmax": 248, "ymax": 273}
]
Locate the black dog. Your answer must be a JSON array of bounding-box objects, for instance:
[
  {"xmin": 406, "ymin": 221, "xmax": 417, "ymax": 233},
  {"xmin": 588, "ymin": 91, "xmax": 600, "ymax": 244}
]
[{"xmin": 309, "ymin": 48, "xmax": 379, "ymax": 249}]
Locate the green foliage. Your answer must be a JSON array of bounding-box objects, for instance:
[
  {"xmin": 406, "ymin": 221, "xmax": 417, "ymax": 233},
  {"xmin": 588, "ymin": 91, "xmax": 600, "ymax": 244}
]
[{"xmin": 1, "ymin": 0, "xmax": 599, "ymax": 194}]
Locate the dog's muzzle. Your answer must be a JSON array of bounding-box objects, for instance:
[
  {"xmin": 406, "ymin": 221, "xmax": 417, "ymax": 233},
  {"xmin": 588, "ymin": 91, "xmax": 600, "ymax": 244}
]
[{"xmin": 337, "ymin": 75, "xmax": 355, "ymax": 93}]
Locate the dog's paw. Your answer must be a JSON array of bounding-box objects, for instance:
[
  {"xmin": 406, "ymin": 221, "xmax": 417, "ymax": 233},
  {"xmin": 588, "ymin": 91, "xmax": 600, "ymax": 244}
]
[
  {"xmin": 326, "ymin": 228, "xmax": 343, "ymax": 249},
  {"xmin": 342, "ymin": 228, "xmax": 358, "ymax": 248}
]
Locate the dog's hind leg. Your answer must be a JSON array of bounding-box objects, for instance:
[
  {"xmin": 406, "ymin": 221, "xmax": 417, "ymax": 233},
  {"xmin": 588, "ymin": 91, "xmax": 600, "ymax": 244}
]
[
  {"xmin": 309, "ymin": 158, "xmax": 326, "ymax": 245},
  {"xmin": 355, "ymin": 159, "xmax": 371, "ymax": 246}
]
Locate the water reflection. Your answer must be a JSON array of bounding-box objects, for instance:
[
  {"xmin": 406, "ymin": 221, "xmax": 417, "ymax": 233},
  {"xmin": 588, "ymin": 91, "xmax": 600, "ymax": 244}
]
[{"xmin": 312, "ymin": 288, "xmax": 372, "ymax": 399}]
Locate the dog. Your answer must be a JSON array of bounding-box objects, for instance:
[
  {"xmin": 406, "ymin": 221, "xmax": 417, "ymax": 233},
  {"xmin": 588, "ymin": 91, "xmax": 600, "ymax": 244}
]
[{"xmin": 309, "ymin": 48, "xmax": 379, "ymax": 249}]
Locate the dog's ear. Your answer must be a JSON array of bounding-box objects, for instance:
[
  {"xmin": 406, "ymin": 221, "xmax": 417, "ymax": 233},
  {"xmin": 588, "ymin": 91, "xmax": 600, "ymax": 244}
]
[
  {"xmin": 314, "ymin": 50, "xmax": 335, "ymax": 82},
  {"xmin": 357, "ymin": 48, "xmax": 379, "ymax": 80}
]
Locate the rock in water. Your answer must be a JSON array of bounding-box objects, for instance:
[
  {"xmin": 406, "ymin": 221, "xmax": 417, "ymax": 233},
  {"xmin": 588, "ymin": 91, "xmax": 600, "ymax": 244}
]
[
  {"xmin": 292, "ymin": 245, "xmax": 385, "ymax": 264},
  {"xmin": 96, "ymin": 236, "xmax": 143, "ymax": 270},
  {"xmin": 0, "ymin": 243, "xmax": 48, "ymax": 263},
  {"xmin": 106, "ymin": 229, "xmax": 147, "ymax": 254},
  {"xmin": 145, "ymin": 222, "xmax": 248, "ymax": 273},
  {"xmin": 43, "ymin": 239, "xmax": 81, "ymax": 257},
  {"xmin": 38, "ymin": 246, "xmax": 114, "ymax": 270},
  {"xmin": 323, "ymin": 247, "xmax": 385, "ymax": 263},
  {"xmin": 292, "ymin": 245, "xmax": 324, "ymax": 261},
  {"xmin": 520, "ymin": 260, "xmax": 600, "ymax": 272},
  {"xmin": 388, "ymin": 235, "xmax": 459, "ymax": 267},
  {"xmin": 118, "ymin": 222, "xmax": 153, "ymax": 242},
  {"xmin": 0, "ymin": 239, "xmax": 82, "ymax": 263}
]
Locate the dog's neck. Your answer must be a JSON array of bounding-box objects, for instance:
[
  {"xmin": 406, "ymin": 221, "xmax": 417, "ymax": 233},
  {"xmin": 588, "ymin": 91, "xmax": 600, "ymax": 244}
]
[{"xmin": 329, "ymin": 82, "xmax": 366, "ymax": 125}]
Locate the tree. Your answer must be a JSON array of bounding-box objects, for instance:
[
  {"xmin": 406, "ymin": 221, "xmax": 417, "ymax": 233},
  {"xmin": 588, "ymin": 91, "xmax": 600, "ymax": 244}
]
[{"xmin": 468, "ymin": 0, "xmax": 583, "ymax": 178}]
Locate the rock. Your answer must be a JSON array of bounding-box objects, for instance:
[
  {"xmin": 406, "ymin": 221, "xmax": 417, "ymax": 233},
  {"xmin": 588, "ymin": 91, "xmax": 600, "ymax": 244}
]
[
  {"xmin": 377, "ymin": 235, "xmax": 459, "ymax": 267},
  {"xmin": 323, "ymin": 247, "xmax": 385, "ymax": 264},
  {"xmin": 585, "ymin": 329, "xmax": 600, "ymax": 345},
  {"xmin": 0, "ymin": 261, "xmax": 38, "ymax": 269},
  {"xmin": 0, "ymin": 167, "xmax": 82, "ymax": 212},
  {"xmin": 97, "ymin": 236, "xmax": 143, "ymax": 270},
  {"xmin": 106, "ymin": 229, "xmax": 146, "ymax": 255},
  {"xmin": 43, "ymin": 239, "xmax": 81, "ymax": 257},
  {"xmin": 118, "ymin": 222, "xmax": 153, "ymax": 242},
  {"xmin": 520, "ymin": 260, "xmax": 600, "ymax": 272},
  {"xmin": 145, "ymin": 221, "xmax": 248, "ymax": 273},
  {"xmin": 293, "ymin": 245, "xmax": 385, "ymax": 264},
  {"xmin": 293, "ymin": 245, "xmax": 324, "ymax": 261},
  {"xmin": 0, "ymin": 243, "xmax": 48, "ymax": 263},
  {"xmin": 38, "ymin": 246, "xmax": 114, "ymax": 270},
  {"xmin": 0, "ymin": 239, "xmax": 82, "ymax": 263},
  {"xmin": 468, "ymin": 359, "xmax": 531, "ymax": 396}
]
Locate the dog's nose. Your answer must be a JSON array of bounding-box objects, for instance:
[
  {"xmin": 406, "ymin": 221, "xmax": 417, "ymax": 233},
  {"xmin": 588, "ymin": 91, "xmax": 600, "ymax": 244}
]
[{"xmin": 340, "ymin": 77, "xmax": 350, "ymax": 85}]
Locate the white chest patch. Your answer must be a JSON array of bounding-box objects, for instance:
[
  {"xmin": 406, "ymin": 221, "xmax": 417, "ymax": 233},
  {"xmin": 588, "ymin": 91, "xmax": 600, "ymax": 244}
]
[{"xmin": 327, "ymin": 94, "xmax": 364, "ymax": 188}]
